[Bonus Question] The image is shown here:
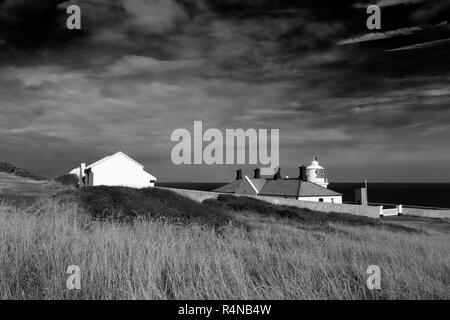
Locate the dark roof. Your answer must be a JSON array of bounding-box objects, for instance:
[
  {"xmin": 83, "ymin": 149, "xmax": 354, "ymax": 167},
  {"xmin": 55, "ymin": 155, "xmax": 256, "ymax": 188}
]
[
  {"xmin": 248, "ymin": 178, "xmax": 266, "ymax": 192},
  {"xmin": 298, "ymin": 181, "xmax": 342, "ymax": 197},
  {"xmin": 258, "ymin": 179, "xmax": 300, "ymax": 197},
  {"xmin": 213, "ymin": 177, "xmax": 342, "ymax": 197},
  {"xmin": 213, "ymin": 180, "xmax": 241, "ymax": 193}
]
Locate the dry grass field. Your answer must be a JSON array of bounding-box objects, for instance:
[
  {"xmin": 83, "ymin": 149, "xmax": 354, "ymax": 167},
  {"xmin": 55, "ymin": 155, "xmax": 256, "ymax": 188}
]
[
  {"xmin": 0, "ymin": 182, "xmax": 449, "ymax": 300},
  {"xmin": 0, "ymin": 172, "xmax": 64, "ymax": 205}
]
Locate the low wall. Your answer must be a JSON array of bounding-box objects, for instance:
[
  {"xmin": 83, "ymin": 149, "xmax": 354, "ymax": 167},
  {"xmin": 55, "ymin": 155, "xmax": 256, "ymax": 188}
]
[
  {"xmin": 255, "ymin": 196, "xmax": 381, "ymax": 219},
  {"xmin": 403, "ymin": 207, "xmax": 450, "ymax": 219},
  {"xmin": 159, "ymin": 187, "xmax": 381, "ymax": 219}
]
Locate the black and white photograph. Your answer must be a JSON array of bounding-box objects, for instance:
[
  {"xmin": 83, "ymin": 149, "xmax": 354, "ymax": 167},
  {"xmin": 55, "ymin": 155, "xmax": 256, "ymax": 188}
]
[{"xmin": 0, "ymin": 0, "xmax": 449, "ymax": 305}]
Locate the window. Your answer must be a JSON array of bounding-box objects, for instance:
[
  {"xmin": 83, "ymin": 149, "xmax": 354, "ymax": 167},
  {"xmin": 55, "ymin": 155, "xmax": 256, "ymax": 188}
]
[{"xmin": 319, "ymin": 198, "xmax": 324, "ymax": 202}]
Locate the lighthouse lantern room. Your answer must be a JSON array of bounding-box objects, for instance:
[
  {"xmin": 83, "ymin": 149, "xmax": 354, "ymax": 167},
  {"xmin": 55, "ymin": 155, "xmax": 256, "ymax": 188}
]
[{"xmin": 306, "ymin": 157, "xmax": 329, "ymax": 188}]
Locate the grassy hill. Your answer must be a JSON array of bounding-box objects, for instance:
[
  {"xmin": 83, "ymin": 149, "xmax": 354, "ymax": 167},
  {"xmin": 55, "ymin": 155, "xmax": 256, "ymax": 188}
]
[
  {"xmin": 0, "ymin": 183, "xmax": 449, "ymax": 299},
  {"xmin": 56, "ymin": 186, "xmax": 233, "ymax": 226},
  {"xmin": 0, "ymin": 162, "xmax": 49, "ymax": 181},
  {"xmin": 0, "ymin": 172, "xmax": 64, "ymax": 205}
]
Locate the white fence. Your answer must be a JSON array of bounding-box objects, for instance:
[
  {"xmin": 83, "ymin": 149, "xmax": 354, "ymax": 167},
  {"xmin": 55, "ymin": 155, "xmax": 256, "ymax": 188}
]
[{"xmin": 380, "ymin": 205, "xmax": 402, "ymax": 217}]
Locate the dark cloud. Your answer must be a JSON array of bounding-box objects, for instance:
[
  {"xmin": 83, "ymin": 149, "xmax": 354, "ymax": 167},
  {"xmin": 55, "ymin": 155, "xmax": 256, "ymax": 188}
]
[
  {"xmin": 0, "ymin": 0, "xmax": 84, "ymax": 49},
  {"xmin": 0, "ymin": 0, "xmax": 449, "ymax": 181}
]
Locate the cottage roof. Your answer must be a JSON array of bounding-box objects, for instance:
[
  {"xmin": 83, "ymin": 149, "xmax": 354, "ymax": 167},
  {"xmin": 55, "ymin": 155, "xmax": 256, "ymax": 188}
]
[
  {"xmin": 248, "ymin": 178, "xmax": 267, "ymax": 193},
  {"xmin": 213, "ymin": 180, "xmax": 241, "ymax": 193},
  {"xmin": 87, "ymin": 151, "xmax": 144, "ymax": 169},
  {"xmin": 214, "ymin": 177, "xmax": 341, "ymax": 198}
]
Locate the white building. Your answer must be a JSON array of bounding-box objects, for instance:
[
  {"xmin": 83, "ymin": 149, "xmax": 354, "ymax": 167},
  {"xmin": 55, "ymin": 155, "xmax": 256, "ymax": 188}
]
[
  {"xmin": 69, "ymin": 151, "xmax": 157, "ymax": 188},
  {"xmin": 214, "ymin": 159, "xmax": 342, "ymax": 204}
]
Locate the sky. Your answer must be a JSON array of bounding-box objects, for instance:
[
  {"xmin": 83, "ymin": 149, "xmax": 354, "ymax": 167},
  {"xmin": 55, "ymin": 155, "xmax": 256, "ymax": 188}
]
[{"xmin": 0, "ymin": 0, "xmax": 449, "ymax": 182}]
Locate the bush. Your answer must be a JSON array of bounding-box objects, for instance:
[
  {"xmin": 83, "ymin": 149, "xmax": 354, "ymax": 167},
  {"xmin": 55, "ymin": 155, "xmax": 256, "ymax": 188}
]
[
  {"xmin": 55, "ymin": 186, "xmax": 232, "ymax": 227},
  {"xmin": 55, "ymin": 174, "xmax": 79, "ymax": 187},
  {"xmin": 0, "ymin": 162, "xmax": 15, "ymax": 174}
]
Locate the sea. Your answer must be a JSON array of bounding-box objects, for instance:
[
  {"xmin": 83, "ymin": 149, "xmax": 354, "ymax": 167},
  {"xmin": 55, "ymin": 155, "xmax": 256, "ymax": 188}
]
[{"xmin": 156, "ymin": 182, "xmax": 450, "ymax": 209}]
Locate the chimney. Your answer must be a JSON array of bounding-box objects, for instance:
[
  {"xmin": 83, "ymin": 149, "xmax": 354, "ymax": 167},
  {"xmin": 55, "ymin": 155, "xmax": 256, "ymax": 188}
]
[
  {"xmin": 236, "ymin": 169, "xmax": 243, "ymax": 180},
  {"xmin": 273, "ymin": 168, "xmax": 282, "ymax": 180},
  {"xmin": 79, "ymin": 163, "xmax": 86, "ymax": 186},
  {"xmin": 299, "ymin": 165, "xmax": 307, "ymax": 181},
  {"xmin": 254, "ymin": 168, "xmax": 261, "ymax": 179},
  {"xmin": 80, "ymin": 163, "xmax": 86, "ymax": 177}
]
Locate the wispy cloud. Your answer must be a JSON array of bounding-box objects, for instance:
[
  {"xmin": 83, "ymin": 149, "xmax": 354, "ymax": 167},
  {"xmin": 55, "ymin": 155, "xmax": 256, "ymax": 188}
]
[
  {"xmin": 354, "ymin": 0, "xmax": 427, "ymax": 9},
  {"xmin": 338, "ymin": 27, "xmax": 422, "ymax": 45},
  {"xmin": 386, "ymin": 37, "xmax": 450, "ymax": 51}
]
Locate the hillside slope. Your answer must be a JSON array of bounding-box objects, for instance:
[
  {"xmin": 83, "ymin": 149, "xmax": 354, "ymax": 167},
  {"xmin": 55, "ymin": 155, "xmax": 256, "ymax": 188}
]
[
  {"xmin": 0, "ymin": 172, "xmax": 63, "ymax": 204},
  {"xmin": 0, "ymin": 162, "xmax": 49, "ymax": 181}
]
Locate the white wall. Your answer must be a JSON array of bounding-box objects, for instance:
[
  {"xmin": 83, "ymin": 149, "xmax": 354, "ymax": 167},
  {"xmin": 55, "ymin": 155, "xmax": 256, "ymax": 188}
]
[
  {"xmin": 297, "ymin": 196, "xmax": 342, "ymax": 204},
  {"xmin": 306, "ymin": 169, "xmax": 328, "ymax": 188},
  {"xmin": 403, "ymin": 207, "xmax": 450, "ymax": 219},
  {"xmin": 90, "ymin": 154, "xmax": 155, "ymax": 188}
]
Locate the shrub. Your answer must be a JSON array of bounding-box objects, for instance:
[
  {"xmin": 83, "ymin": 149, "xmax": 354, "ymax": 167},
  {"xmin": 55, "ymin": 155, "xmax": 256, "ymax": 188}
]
[
  {"xmin": 55, "ymin": 186, "xmax": 232, "ymax": 227},
  {"xmin": 0, "ymin": 162, "xmax": 15, "ymax": 174},
  {"xmin": 55, "ymin": 174, "xmax": 79, "ymax": 187}
]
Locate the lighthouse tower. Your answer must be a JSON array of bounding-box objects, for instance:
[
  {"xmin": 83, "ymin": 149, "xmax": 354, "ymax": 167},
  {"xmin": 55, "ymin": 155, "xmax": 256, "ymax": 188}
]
[{"xmin": 306, "ymin": 157, "xmax": 329, "ymax": 188}]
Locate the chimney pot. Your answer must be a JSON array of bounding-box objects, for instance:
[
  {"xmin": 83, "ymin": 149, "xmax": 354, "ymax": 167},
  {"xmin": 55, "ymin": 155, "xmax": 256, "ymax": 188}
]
[
  {"xmin": 273, "ymin": 168, "xmax": 282, "ymax": 180},
  {"xmin": 80, "ymin": 163, "xmax": 86, "ymax": 187},
  {"xmin": 299, "ymin": 165, "xmax": 307, "ymax": 181}
]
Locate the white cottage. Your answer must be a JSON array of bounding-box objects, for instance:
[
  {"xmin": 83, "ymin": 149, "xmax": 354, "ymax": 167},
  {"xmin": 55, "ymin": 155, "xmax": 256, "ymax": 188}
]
[{"xmin": 69, "ymin": 151, "xmax": 157, "ymax": 188}]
